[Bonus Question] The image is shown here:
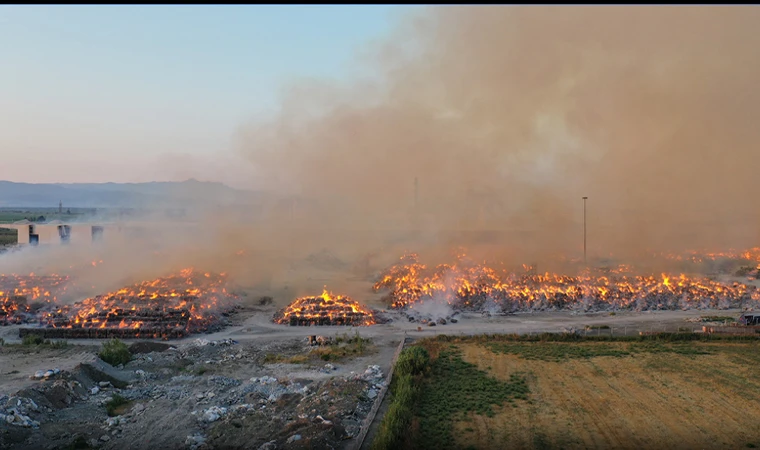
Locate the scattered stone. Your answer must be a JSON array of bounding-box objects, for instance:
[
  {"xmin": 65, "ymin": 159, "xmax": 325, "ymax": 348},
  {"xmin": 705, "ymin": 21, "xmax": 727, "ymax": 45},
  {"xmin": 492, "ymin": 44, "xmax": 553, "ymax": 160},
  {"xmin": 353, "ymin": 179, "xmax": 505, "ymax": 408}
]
[
  {"xmin": 99, "ymin": 435, "xmax": 111, "ymax": 442},
  {"xmin": 186, "ymin": 433, "xmax": 206, "ymax": 449},
  {"xmin": 286, "ymin": 434, "xmax": 302, "ymax": 444},
  {"xmin": 98, "ymin": 381, "xmax": 112, "ymax": 388},
  {"xmin": 200, "ymin": 406, "xmax": 227, "ymax": 423},
  {"xmin": 90, "ymin": 386, "xmax": 100, "ymax": 395},
  {"xmin": 258, "ymin": 440, "xmax": 278, "ymax": 450}
]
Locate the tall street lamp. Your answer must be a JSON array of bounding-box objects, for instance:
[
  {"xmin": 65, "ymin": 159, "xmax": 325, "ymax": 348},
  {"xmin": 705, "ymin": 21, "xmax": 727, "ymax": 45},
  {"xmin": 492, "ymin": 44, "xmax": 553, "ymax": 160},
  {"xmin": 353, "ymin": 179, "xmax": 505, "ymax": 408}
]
[{"xmin": 582, "ymin": 196, "xmax": 588, "ymax": 265}]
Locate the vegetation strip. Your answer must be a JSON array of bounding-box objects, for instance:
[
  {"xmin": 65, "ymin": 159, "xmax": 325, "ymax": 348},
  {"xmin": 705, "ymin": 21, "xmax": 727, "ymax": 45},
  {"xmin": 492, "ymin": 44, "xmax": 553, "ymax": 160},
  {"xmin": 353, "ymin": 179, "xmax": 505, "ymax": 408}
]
[{"xmin": 353, "ymin": 337, "xmax": 406, "ymax": 450}]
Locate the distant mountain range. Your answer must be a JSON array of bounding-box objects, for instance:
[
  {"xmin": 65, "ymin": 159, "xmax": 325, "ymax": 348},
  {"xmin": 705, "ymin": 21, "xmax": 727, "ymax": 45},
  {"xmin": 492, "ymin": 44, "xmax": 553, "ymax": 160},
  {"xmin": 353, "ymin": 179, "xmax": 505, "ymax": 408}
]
[{"xmin": 0, "ymin": 179, "xmax": 258, "ymax": 208}]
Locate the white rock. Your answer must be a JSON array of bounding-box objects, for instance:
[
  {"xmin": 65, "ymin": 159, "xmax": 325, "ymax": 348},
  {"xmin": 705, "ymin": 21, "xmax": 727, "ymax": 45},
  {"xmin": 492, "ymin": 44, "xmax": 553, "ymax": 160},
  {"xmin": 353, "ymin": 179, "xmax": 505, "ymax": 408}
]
[
  {"xmin": 286, "ymin": 434, "xmax": 302, "ymax": 444},
  {"xmin": 258, "ymin": 440, "xmax": 277, "ymax": 450},
  {"xmin": 91, "ymin": 387, "xmax": 100, "ymax": 395},
  {"xmin": 99, "ymin": 381, "xmax": 111, "ymax": 388}
]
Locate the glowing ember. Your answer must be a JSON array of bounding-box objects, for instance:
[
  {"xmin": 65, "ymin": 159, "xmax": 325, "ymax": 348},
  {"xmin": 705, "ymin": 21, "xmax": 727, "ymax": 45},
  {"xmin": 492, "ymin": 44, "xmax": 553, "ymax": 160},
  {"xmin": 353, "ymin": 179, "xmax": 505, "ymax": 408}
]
[
  {"xmin": 373, "ymin": 253, "xmax": 760, "ymax": 312},
  {"xmin": 34, "ymin": 268, "xmax": 238, "ymax": 338},
  {"xmin": 0, "ymin": 274, "xmax": 70, "ymax": 324},
  {"xmin": 274, "ymin": 288, "xmax": 376, "ymax": 326}
]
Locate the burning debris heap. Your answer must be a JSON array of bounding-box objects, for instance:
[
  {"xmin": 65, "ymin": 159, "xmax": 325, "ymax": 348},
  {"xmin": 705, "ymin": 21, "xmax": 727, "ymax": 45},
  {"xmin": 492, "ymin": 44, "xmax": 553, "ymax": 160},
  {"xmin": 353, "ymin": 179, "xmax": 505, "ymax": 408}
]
[
  {"xmin": 373, "ymin": 253, "xmax": 760, "ymax": 313},
  {"xmin": 274, "ymin": 289, "xmax": 376, "ymax": 326},
  {"xmin": 0, "ymin": 274, "xmax": 69, "ymax": 325},
  {"xmin": 15, "ymin": 269, "xmax": 238, "ymax": 339}
]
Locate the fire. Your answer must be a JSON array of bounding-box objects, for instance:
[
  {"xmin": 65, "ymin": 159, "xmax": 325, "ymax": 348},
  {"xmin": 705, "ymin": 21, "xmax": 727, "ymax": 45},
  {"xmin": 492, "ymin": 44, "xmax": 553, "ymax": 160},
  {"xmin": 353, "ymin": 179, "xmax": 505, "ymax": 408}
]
[
  {"xmin": 373, "ymin": 253, "xmax": 759, "ymax": 312},
  {"xmin": 39, "ymin": 268, "xmax": 237, "ymax": 338},
  {"xmin": 274, "ymin": 288, "xmax": 376, "ymax": 326},
  {"xmin": 0, "ymin": 274, "xmax": 69, "ymax": 324}
]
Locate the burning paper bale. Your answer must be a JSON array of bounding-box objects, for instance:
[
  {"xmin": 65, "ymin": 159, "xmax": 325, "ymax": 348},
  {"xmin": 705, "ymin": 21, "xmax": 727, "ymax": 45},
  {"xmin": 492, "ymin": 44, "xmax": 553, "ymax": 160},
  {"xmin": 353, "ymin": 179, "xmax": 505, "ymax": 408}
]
[
  {"xmin": 20, "ymin": 269, "xmax": 238, "ymax": 339},
  {"xmin": 374, "ymin": 253, "xmax": 760, "ymax": 313},
  {"xmin": 0, "ymin": 274, "xmax": 69, "ymax": 325},
  {"xmin": 273, "ymin": 289, "xmax": 376, "ymax": 326}
]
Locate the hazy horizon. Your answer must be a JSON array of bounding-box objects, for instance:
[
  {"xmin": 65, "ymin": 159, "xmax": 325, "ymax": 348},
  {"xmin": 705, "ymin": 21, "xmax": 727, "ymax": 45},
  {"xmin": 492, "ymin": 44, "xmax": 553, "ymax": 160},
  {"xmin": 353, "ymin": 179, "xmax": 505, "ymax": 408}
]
[{"xmin": 0, "ymin": 5, "xmax": 412, "ymax": 189}]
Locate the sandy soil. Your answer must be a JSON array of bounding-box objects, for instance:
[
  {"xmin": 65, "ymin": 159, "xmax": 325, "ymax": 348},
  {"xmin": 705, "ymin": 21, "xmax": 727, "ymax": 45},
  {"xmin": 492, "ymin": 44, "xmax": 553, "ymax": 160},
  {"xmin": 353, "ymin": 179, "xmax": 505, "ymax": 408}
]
[{"xmin": 454, "ymin": 341, "xmax": 760, "ymax": 450}]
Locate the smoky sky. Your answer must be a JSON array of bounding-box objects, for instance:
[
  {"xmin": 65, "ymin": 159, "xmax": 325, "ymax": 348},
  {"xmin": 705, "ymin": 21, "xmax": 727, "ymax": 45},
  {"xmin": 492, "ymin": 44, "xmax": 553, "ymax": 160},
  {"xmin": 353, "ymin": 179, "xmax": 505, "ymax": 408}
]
[{"xmin": 236, "ymin": 5, "xmax": 760, "ymax": 265}]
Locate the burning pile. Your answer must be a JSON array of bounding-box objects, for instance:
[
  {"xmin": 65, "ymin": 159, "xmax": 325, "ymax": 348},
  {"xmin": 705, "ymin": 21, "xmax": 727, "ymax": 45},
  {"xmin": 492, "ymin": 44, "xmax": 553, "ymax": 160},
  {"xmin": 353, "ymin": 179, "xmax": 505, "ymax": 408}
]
[
  {"xmin": 373, "ymin": 253, "xmax": 760, "ymax": 313},
  {"xmin": 22, "ymin": 269, "xmax": 238, "ymax": 339},
  {"xmin": 274, "ymin": 289, "xmax": 376, "ymax": 326},
  {"xmin": 0, "ymin": 274, "xmax": 69, "ymax": 324}
]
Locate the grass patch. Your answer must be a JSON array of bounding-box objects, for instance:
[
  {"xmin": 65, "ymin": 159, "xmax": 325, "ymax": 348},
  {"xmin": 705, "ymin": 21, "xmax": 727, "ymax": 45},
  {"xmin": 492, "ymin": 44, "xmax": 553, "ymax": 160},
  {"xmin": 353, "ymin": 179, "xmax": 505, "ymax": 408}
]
[
  {"xmin": 485, "ymin": 340, "xmax": 711, "ymax": 362},
  {"xmin": 412, "ymin": 346, "xmax": 529, "ymax": 450},
  {"xmin": 372, "ymin": 346, "xmax": 430, "ymax": 450},
  {"xmin": 105, "ymin": 394, "xmax": 131, "ymax": 417},
  {"xmin": 264, "ymin": 331, "xmax": 374, "ymax": 365},
  {"xmin": 585, "ymin": 324, "xmax": 611, "ymax": 330},
  {"xmin": 99, "ymin": 339, "xmax": 132, "ymax": 366},
  {"xmin": 21, "ymin": 335, "xmax": 68, "ymax": 349},
  {"xmin": 701, "ymin": 315, "xmax": 735, "ymax": 323}
]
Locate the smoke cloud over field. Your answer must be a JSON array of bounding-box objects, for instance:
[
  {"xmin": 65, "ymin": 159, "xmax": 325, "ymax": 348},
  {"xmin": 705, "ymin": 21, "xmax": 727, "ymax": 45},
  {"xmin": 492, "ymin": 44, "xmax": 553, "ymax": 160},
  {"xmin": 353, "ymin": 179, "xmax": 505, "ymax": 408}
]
[
  {"xmin": 237, "ymin": 5, "xmax": 760, "ymax": 268},
  {"xmin": 3, "ymin": 6, "xmax": 760, "ymax": 306}
]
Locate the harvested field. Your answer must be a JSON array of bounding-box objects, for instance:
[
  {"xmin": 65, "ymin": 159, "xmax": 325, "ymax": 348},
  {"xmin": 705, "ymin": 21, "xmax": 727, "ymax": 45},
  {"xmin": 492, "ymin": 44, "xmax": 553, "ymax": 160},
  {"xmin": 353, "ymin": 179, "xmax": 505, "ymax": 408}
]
[{"xmin": 404, "ymin": 337, "xmax": 760, "ymax": 450}]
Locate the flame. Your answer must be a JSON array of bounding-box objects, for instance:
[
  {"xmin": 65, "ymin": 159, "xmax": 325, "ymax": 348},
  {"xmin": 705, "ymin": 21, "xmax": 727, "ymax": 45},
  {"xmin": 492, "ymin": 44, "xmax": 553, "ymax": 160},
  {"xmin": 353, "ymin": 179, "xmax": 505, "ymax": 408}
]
[
  {"xmin": 37, "ymin": 269, "xmax": 237, "ymax": 336},
  {"xmin": 274, "ymin": 287, "xmax": 376, "ymax": 326},
  {"xmin": 0, "ymin": 274, "xmax": 69, "ymax": 324},
  {"xmin": 373, "ymin": 252, "xmax": 758, "ymax": 311}
]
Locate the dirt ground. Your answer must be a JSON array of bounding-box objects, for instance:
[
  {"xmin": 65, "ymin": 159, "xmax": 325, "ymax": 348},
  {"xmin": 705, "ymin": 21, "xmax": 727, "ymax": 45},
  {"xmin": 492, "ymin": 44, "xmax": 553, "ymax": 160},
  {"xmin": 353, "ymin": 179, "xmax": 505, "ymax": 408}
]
[
  {"xmin": 0, "ymin": 305, "xmax": 752, "ymax": 450},
  {"xmin": 452, "ymin": 341, "xmax": 760, "ymax": 450}
]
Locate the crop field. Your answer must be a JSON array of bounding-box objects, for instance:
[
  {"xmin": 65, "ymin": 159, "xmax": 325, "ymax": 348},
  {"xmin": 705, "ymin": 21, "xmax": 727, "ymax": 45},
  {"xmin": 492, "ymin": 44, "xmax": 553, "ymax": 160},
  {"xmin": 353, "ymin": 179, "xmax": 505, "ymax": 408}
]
[
  {"xmin": 0, "ymin": 228, "xmax": 17, "ymax": 246},
  {"xmin": 376, "ymin": 335, "xmax": 760, "ymax": 450}
]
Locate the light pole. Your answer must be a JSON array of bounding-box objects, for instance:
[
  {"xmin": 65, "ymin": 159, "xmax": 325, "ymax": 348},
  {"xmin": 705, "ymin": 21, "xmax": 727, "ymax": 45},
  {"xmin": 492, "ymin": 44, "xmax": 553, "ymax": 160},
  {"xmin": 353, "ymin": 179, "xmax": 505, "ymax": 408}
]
[{"xmin": 582, "ymin": 196, "xmax": 588, "ymax": 265}]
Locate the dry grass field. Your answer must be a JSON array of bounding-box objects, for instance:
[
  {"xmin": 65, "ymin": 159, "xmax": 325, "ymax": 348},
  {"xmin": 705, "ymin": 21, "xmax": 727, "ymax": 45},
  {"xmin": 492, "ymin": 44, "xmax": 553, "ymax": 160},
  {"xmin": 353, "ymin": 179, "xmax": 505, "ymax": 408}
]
[{"xmin": 407, "ymin": 337, "xmax": 760, "ymax": 450}]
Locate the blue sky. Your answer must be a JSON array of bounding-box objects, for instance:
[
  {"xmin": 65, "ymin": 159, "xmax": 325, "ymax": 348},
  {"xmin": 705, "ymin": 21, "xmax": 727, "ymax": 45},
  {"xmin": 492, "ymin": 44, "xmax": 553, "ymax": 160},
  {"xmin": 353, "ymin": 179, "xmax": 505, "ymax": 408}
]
[{"xmin": 0, "ymin": 5, "xmax": 412, "ymax": 186}]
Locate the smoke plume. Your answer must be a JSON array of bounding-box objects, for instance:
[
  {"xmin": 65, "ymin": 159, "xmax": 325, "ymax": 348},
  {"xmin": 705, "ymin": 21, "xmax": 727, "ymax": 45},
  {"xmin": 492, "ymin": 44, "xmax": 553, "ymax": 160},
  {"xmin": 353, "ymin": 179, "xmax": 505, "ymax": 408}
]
[
  {"xmin": 4, "ymin": 6, "xmax": 760, "ymax": 306},
  {"xmin": 237, "ymin": 5, "xmax": 760, "ymax": 270}
]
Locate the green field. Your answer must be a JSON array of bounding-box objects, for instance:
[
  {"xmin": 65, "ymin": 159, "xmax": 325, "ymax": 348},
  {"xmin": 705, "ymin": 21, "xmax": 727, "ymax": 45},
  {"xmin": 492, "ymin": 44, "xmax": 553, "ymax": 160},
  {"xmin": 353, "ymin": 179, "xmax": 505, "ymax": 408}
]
[
  {"xmin": 0, "ymin": 227, "xmax": 17, "ymax": 246},
  {"xmin": 0, "ymin": 208, "xmax": 92, "ymax": 224},
  {"xmin": 373, "ymin": 333, "xmax": 760, "ymax": 450}
]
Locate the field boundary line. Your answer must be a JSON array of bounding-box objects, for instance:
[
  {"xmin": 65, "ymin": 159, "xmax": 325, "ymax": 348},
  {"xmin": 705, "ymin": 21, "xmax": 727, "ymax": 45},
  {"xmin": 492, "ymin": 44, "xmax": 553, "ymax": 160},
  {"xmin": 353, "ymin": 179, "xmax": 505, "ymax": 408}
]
[{"xmin": 353, "ymin": 336, "xmax": 407, "ymax": 450}]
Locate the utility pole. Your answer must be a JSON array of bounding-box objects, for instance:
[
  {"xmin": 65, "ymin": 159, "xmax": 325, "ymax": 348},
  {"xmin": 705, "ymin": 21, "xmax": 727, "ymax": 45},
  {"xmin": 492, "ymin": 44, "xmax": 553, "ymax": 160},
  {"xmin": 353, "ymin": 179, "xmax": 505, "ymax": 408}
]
[
  {"xmin": 414, "ymin": 177, "xmax": 419, "ymax": 210},
  {"xmin": 582, "ymin": 196, "xmax": 588, "ymax": 265}
]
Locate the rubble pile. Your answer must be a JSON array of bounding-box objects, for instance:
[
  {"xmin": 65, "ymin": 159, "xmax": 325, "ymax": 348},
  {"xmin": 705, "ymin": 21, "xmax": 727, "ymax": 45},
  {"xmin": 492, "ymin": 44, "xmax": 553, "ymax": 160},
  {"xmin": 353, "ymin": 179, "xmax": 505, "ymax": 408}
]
[
  {"xmin": 16, "ymin": 268, "xmax": 239, "ymax": 339},
  {"xmin": 273, "ymin": 288, "xmax": 376, "ymax": 326},
  {"xmin": 0, "ymin": 335, "xmax": 390, "ymax": 450},
  {"xmin": 374, "ymin": 253, "xmax": 760, "ymax": 313}
]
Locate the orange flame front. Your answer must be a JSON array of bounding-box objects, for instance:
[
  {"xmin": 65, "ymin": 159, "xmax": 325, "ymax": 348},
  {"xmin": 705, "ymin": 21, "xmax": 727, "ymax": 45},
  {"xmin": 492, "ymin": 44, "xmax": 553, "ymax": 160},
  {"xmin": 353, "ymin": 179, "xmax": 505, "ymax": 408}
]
[{"xmin": 274, "ymin": 288, "xmax": 375, "ymax": 326}]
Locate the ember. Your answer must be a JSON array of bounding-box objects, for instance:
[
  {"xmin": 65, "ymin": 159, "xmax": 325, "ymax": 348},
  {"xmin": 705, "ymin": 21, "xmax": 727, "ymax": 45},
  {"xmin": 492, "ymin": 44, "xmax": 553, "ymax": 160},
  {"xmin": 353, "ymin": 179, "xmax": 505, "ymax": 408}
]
[
  {"xmin": 273, "ymin": 289, "xmax": 376, "ymax": 326},
  {"xmin": 374, "ymin": 253, "xmax": 760, "ymax": 312},
  {"xmin": 0, "ymin": 274, "xmax": 69, "ymax": 324},
  {"xmin": 26, "ymin": 268, "xmax": 238, "ymax": 339}
]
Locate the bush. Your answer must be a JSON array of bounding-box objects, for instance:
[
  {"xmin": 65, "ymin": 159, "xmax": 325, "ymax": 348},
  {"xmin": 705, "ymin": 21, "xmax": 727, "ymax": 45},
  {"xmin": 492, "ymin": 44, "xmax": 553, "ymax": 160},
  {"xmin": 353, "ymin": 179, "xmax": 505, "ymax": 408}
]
[
  {"xmin": 99, "ymin": 339, "xmax": 131, "ymax": 366},
  {"xmin": 20, "ymin": 335, "xmax": 68, "ymax": 348},
  {"xmin": 22, "ymin": 335, "xmax": 45, "ymax": 346},
  {"xmin": 105, "ymin": 394, "xmax": 130, "ymax": 417},
  {"xmin": 396, "ymin": 346, "xmax": 430, "ymax": 376}
]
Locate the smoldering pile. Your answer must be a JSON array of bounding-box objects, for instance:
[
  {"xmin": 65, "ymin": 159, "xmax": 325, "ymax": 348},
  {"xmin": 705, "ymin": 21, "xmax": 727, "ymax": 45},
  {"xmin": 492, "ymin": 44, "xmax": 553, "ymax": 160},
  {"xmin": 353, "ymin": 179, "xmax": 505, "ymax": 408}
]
[
  {"xmin": 373, "ymin": 253, "xmax": 760, "ymax": 314},
  {"xmin": 4, "ymin": 269, "xmax": 239, "ymax": 339},
  {"xmin": 0, "ymin": 274, "xmax": 70, "ymax": 325},
  {"xmin": 273, "ymin": 289, "xmax": 377, "ymax": 326}
]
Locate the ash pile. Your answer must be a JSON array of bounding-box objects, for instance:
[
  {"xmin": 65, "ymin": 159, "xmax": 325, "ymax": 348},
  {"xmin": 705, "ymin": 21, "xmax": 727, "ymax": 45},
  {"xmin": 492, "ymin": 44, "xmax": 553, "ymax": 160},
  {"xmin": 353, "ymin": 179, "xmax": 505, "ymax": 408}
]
[{"xmin": 273, "ymin": 289, "xmax": 377, "ymax": 326}]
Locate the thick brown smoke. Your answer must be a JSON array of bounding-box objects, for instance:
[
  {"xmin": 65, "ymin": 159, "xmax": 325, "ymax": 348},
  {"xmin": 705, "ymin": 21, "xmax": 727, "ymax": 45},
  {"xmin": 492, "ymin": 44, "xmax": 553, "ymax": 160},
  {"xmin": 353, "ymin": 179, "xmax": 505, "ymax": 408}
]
[{"xmin": 237, "ymin": 5, "xmax": 760, "ymax": 270}]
